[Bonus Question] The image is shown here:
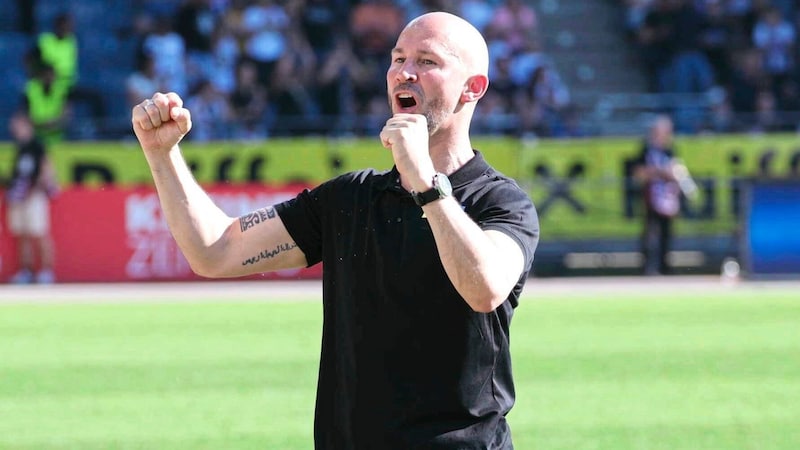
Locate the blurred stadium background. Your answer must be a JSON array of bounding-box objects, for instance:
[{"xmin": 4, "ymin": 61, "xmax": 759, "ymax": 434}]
[{"xmin": 2, "ymin": 0, "xmax": 800, "ymax": 281}]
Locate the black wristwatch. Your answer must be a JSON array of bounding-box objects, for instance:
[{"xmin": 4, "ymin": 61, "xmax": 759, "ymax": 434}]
[{"xmin": 411, "ymin": 173, "xmax": 453, "ymax": 206}]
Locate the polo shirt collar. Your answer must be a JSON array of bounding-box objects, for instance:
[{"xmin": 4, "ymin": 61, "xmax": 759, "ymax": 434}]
[{"xmin": 380, "ymin": 150, "xmax": 489, "ymax": 192}]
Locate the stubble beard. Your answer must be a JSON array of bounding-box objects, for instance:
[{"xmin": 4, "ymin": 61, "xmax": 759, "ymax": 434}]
[
  {"xmin": 423, "ymin": 97, "xmax": 450, "ymax": 135},
  {"xmin": 386, "ymin": 92, "xmax": 451, "ymax": 135}
]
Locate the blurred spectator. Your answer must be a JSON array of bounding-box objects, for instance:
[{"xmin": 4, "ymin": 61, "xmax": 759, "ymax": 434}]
[
  {"xmin": 727, "ymin": 47, "xmax": 771, "ymax": 116},
  {"xmin": 175, "ymin": 0, "xmax": 219, "ymax": 91},
  {"xmin": 37, "ymin": 12, "xmax": 106, "ymax": 134},
  {"xmin": 141, "ymin": 15, "xmax": 188, "ymax": 95},
  {"xmin": 508, "ymin": 38, "xmax": 549, "ymax": 88},
  {"xmin": 485, "ymin": 0, "xmax": 538, "ymax": 53},
  {"xmin": 207, "ymin": 20, "xmax": 241, "ymax": 95},
  {"xmin": 726, "ymin": 0, "xmax": 773, "ymax": 38},
  {"xmin": 698, "ymin": 0, "xmax": 735, "ymax": 85},
  {"xmin": 19, "ymin": 62, "xmax": 71, "ymax": 145},
  {"xmin": 520, "ymin": 65, "xmax": 572, "ymax": 137},
  {"xmin": 751, "ymin": 6, "xmax": 796, "ymax": 87},
  {"xmin": 126, "ymin": 54, "xmax": 165, "ymax": 109},
  {"xmin": 37, "ymin": 13, "xmax": 78, "ymax": 86},
  {"xmin": 705, "ymin": 86, "xmax": 736, "ymax": 132},
  {"xmin": 239, "ymin": 0, "xmax": 291, "ymax": 88},
  {"xmin": 270, "ymin": 26, "xmax": 319, "ymax": 130},
  {"xmin": 314, "ymin": 33, "xmax": 369, "ymax": 127},
  {"xmin": 473, "ymin": 89, "xmax": 517, "ymax": 135},
  {"xmin": 349, "ymin": 1, "xmax": 403, "ymax": 122},
  {"xmin": 185, "ymin": 80, "xmax": 231, "ymax": 141},
  {"xmin": 299, "ymin": 0, "xmax": 341, "ymax": 59},
  {"xmin": 749, "ymin": 88, "xmax": 782, "ymax": 132},
  {"xmin": 350, "ymin": 0, "xmax": 405, "ymax": 58},
  {"xmin": 360, "ymin": 95, "xmax": 392, "ymax": 136},
  {"xmin": 460, "ymin": 0, "xmax": 497, "ymax": 32},
  {"xmin": 665, "ymin": 0, "xmax": 715, "ymax": 94},
  {"xmin": 4, "ymin": 113, "xmax": 59, "ymax": 284},
  {"xmin": 623, "ymin": 0, "xmax": 655, "ymax": 38},
  {"xmin": 632, "ymin": 115, "xmax": 681, "ymax": 275},
  {"xmin": 229, "ymin": 58, "xmax": 269, "ymax": 139},
  {"xmin": 472, "ymin": 34, "xmax": 528, "ymax": 135},
  {"xmin": 637, "ymin": 0, "xmax": 677, "ymax": 92}
]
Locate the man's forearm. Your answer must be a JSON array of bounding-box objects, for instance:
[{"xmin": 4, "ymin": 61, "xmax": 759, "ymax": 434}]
[
  {"xmin": 146, "ymin": 145, "xmax": 236, "ymax": 275},
  {"xmin": 422, "ymin": 197, "xmax": 524, "ymax": 313}
]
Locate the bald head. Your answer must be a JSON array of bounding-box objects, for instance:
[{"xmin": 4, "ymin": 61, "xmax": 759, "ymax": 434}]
[
  {"xmin": 387, "ymin": 11, "xmax": 490, "ymax": 136},
  {"xmin": 401, "ymin": 12, "xmax": 489, "ymax": 77},
  {"xmin": 649, "ymin": 115, "xmax": 674, "ymax": 148}
]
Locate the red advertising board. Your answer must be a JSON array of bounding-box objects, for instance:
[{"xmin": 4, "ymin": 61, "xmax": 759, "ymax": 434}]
[{"xmin": 0, "ymin": 184, "xmax": 322, "ymax": 283}]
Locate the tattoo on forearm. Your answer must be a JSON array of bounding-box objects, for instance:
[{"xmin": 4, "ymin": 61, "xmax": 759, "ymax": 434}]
[
  {"xmin": 242, "ymin": 242, "xmax": 297, "ymax": 266},
  {"xmin": 239, "ymin": 207, "xmax": 276, "ymax": 232}
]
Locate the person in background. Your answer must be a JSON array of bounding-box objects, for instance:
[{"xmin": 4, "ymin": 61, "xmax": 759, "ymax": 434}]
[
  {"xmin": 20, "ymin": 62, "xmax": 71, "ymax": 145},
  {"xmin": 4, "ymin": 114, "xmax": 59, "ymax": 284},
  {"xmin": 37, "ymin": 12, "xmax": 105, "ymax": 136},
  {"xmin": 633, "ymin": 115, "xmax": 681, "ymax": 275},
  {"xmin": 174, "ymin": 0, "xmax": 219, "ymax": 91},
  {"xmin": 228, "ymin": 58, "xmax": 269, "ymax": 140},
  {"xmin": 132, "ymin": 11, "xmax": 538, "ymax": 448},
  {"xmin": 141, "ymin": 15, "xmax": 189, "ymax": 96},
  {"xmin": 184, "ymin": 80, "xmax": 231, "ymax": 141},
  {"xmin": 125, "ymin": 54, "xmax": 165, "ymax": 110},
  {"xmin": 37, "ymin": 12, "xmax": 78, "ymax": 86}
]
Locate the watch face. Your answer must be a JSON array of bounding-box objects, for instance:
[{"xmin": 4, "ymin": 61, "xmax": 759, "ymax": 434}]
[{"xmin": 435, "ymin": 173, "xmax": 452, "ymax": 197}]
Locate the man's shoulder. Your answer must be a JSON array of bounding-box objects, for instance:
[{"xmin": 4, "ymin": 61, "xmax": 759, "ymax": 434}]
[
  {"xmin": 469, "ymin": 163, "xmax": 529, "ymax": 199},
  {"xmin": 325, "ymin": 167, "xmax": 394, "ymax": 188}
]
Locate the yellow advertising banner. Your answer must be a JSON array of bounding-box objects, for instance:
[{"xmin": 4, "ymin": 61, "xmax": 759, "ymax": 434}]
[{"xmin": 2, "ymin": 135, "xmax": 798, "ymax": 239}]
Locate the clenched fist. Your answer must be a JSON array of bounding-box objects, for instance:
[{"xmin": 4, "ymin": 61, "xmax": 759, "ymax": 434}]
[
  {"xmin": 131, "ymin": 92, "xmax": 192, "ymax": 155},
  {"xmin": 380, "ymin": 114, "xmax": 435, "ymax": 192}
]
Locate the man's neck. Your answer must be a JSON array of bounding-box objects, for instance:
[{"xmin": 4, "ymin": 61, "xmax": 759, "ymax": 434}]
[{"xmin": 429, "ymin": 131, "xmax": 475, "ymax": 175}]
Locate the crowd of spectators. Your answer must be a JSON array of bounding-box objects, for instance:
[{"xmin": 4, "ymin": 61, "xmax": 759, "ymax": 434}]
[
  {"xmin": 622, "ymin": 0, "xmax": 800, "ymax": 133},
  {"xmin": 11, "ymin": 0, "xmax": 577, "ymax": 142},
  {"xmin": 12, "ymin": 0, "xmax": 800, "ymax": 143}
]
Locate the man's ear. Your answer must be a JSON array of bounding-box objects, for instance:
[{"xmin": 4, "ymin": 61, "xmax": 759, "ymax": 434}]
[{"xmin": 461, "ymin": 74, "xmax": 489, "ymax": 103}]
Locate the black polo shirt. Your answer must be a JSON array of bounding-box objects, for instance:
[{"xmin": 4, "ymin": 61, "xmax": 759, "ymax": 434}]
[{"xmin": 275, "ymin": 151, "xmax": 539, "ymax": 449}]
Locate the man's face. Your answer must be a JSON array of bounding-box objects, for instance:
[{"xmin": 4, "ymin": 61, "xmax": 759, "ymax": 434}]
[
  {"xmin": 386, "ymin": 25, "xmax": 466, "ymax": 134},
  {"xmin": 651, "ymin": 121, "xmax": 673, "ymax": 148}
]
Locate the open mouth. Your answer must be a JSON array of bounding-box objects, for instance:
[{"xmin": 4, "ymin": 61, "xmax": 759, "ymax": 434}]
[{"xmin": 396, "ymin": 93, "xmax": 418, "ymax": 109}]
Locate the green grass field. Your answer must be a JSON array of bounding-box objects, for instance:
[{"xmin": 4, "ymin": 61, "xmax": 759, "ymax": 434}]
[{"xmin": 1, "ymin": 287, "xmax": 799, "ymax": 449}]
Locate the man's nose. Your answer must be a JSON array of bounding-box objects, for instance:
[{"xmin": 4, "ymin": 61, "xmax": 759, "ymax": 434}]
[{"xmin": 396, "ymin": 62, "xmax": 418, "ymax": 82}]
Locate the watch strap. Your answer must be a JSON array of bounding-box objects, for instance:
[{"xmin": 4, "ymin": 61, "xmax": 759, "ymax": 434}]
[{"xmin": 412, "ymin": 186, "xmax": 442, "ymax": 206}]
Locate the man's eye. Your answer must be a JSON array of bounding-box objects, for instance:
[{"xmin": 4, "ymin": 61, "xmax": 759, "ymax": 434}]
[
  {"xmin": 394, "ymin": 57, "xmax": 406, "ymax": 64},
  {"xmin": 421, "ymin": 59, "xmax": 435, "ymax": 65}
]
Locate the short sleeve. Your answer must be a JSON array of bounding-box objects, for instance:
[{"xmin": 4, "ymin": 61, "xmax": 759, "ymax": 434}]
[
  {"xmin": 274, "ymin": 186, "xmax": 326, "ymax": 267},
  {"xmin": 472, "ymin": 181, "xmax": 540, "ymax": 275}
]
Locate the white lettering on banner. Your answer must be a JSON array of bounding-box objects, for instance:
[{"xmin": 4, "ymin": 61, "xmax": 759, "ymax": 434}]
[
  {"xmin": 125, "ymin": 192, "xmax": 188, "ymax": 278},
  {"xmin": 123, "ymin": 189, "xmax": 299, "ymax": 279},
  {"xmin": 125, "ymin": 193, "xmax": 169, "ymax": 233},
  {"xmin": 126, "ymin": 234, "xmax": 192, "ymax": 278}
]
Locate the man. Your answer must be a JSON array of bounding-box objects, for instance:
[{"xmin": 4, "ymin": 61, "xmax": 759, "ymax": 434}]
[
  {"xmin": 132, "ymin": 12, "xmax": 538, "ymax": 449},
  {"xmin": 38, "ymin": 12, "xmax": 79, "ymax": 86},
  {"xmin": 36, "ymin": 12, "xmax": 106, "ymax": 137},
  {"xmin": 633, "ymin": 115, "xmax": 681, "ymax": 275},
  {"xmin": 21, "ymin": 62, "xmax": 71, "ymax": 145},
  {"xmin": 5, "ymin": 114, "xmax": 59, "ymax": 284}
]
